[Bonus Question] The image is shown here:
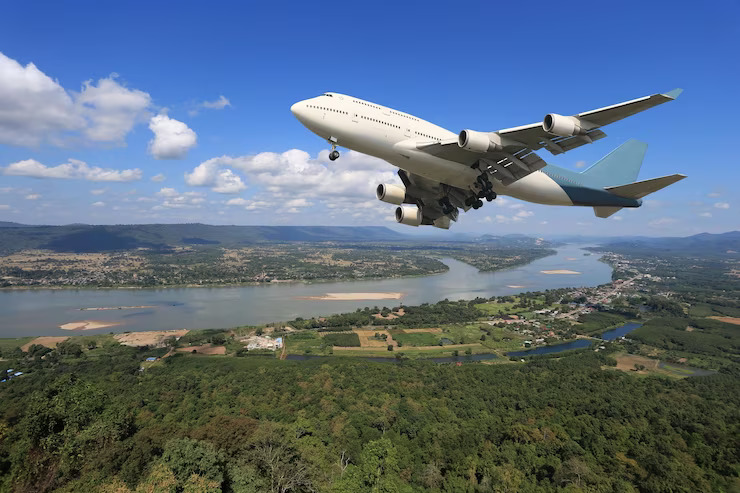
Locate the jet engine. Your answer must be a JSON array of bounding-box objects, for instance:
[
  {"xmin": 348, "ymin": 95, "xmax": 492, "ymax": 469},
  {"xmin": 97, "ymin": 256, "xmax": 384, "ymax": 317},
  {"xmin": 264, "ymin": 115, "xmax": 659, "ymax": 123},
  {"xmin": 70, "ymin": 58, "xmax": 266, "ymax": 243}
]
[
  {"xmin": 376, "ymin": 184, "xmax": 406, "ymax": 205},
  {"xmin": 542, "ymin": 113, "xmax": 587, "ymax": 137},
  {"xmin": 395, "ymin": 205, "xmax": 422, "ymax": 227},
  {"xmin": 457, "ymin": 130, "xmax": 503, "ymax": 153}
]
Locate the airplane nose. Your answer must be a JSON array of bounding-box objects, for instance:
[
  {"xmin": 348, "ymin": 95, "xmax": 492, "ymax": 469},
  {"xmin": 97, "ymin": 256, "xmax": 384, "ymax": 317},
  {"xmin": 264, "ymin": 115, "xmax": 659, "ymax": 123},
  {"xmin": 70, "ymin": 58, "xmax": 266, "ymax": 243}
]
[{"xmin": 290, "ymin": 101, "xmax": 305, "ymax": 120}]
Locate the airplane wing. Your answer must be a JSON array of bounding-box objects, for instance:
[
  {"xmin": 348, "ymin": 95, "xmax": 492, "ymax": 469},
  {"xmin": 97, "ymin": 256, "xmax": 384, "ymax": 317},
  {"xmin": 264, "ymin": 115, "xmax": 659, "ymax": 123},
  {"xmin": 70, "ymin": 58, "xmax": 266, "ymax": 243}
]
[
  {"xmin": 415, "ymin": 89, "xmax": 681, "ymax": 186},
  {"xmin": 498, "ymin": 88, "xmax": 682, "ymax": 154},
  {"xmin": 416, "ymin": 139, "xmax": 547, "ymax": 186}
]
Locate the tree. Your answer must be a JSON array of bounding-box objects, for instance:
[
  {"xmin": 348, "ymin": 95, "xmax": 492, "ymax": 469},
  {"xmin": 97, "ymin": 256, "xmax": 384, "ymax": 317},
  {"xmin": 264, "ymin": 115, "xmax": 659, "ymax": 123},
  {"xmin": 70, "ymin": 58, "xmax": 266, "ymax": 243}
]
[{"xmin": 160, "ymin": 438, "xmax": 225, "ymax": 489}]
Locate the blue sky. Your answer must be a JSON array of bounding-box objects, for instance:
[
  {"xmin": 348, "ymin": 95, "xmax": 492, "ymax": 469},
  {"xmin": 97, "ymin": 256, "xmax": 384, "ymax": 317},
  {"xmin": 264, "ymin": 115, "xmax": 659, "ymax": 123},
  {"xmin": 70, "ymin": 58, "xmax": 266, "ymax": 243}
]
[{"xmin": 0, "ymin": 0, "xmax": 737, "ymax": 236}]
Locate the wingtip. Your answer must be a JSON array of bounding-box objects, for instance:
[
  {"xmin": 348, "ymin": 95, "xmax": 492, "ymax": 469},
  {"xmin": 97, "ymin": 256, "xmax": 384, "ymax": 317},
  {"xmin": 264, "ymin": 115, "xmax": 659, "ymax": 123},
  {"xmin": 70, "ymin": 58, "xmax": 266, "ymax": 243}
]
[{"xmin": 663, "ymin": 88, "xmax": 683, "ymax": 99}]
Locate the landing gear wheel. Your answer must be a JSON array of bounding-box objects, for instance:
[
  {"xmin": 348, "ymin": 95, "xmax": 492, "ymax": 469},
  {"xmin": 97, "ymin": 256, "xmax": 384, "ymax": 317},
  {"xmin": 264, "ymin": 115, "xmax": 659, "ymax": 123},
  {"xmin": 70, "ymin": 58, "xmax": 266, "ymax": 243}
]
[
  {"xmin": 485, "ymin": 192, "xmax": 496, "ymax": 202},
  {"xmin": 464, "ymin": 197, "xmax": 474, "ymax": 207},
  {"xmin": 475, "ymin": 199, "xmax": 484, "ymax": 208},
  {"xmin": 329, "ymin": 150, "xmax": 340, "ymax": 161},
  {"xmin": 439, "ymin": 197, "xmax": 454, "ymax": 215}
]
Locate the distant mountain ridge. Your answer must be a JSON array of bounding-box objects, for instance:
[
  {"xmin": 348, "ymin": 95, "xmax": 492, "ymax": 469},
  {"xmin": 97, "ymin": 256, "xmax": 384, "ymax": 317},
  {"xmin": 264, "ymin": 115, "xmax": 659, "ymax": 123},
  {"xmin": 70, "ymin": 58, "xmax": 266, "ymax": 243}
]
[
  {"xmin": 0, "ymin": 224, "xmax": 408, "ymax": 254},
  {"xmin": 598, "ymin": 231, "xmax": 740, "ymax": 257}
]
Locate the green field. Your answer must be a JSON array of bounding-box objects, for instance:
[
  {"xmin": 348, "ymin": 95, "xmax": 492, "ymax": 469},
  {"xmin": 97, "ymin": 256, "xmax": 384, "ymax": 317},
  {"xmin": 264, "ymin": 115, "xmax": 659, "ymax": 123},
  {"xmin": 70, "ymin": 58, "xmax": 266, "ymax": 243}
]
[
  {"xmin": 474, "ymin": 300, "xmax": 518, "ymax": 315},
  {"xmin": 388, "ymin": 330, "xmax": 440, "ymax": 347}
]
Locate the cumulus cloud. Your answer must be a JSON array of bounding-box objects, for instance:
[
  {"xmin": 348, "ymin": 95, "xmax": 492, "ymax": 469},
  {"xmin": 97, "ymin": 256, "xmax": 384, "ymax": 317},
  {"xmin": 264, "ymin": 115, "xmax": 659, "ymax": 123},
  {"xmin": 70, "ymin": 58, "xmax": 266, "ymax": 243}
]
[
  {"xmin": 152, "ymin": 188, "xmax": 206, "ymax": 209},
  {"xmin": 185, "ymin": 159, "xmax": 246, "ymax": 194},
  {"xmin": 0, "ymin": 52, "xmax": 151, "ymax": 147},
  {"xmin": 3, "ymin": 158, "xmax": 141, "ymax": 182},
  {"xmin": 151, "ymin": 173, "xmax": 166, "ymax": 182},
  {"xmin": 90, "ymin": 188, "xmax": 106, "ymax": 195},
  {"xmin": 185, "ymin": 149, "xmax": 396, "ymax": 210},
  {"xmin": 24, "ymin": 194, "xmax": 40, "ymax": 200},
  {"xmin": 0, "ymin": 204, "xmax": 10, "ymax": 210},
  {"xmin": 92, "ymin": 201, "xmax": 105, "ymax": 207},
  {"xmin": 574, "ymin": 160, "xmax": 587, "ymax": 168},
  {"xmin": 713, "ymin": 202, "xmax": 730, "ymax": 209},
  {"xmin": 707, "ymin": 192, "xmax": 721, "ymax": 198},
  {"xmin": 699, "ymin": 212, "xmax": 712, "ymax": 217},
  {"xmin": 148, "ymin": 114, "xmax": 197, "ymax": 159}
]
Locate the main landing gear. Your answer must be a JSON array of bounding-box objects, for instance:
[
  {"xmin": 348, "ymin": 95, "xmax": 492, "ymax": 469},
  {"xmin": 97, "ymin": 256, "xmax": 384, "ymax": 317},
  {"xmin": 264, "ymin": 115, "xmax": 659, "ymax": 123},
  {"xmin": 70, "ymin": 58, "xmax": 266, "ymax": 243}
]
[
  {"xmin": 438, "ymin": 197, "xmax": 455, "ymax": 215},
  {"xmin": 328, "ymin": 141, "xmax": 340, "ymax": 161},
  {"xmin": 465, "ymin": 174, "xmax": 496, "ymax": 209}
]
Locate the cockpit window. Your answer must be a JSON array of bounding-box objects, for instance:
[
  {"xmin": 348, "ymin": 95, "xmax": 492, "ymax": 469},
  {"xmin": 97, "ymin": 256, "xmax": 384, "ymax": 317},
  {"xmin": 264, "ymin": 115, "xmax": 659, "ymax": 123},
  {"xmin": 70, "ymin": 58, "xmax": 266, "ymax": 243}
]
[{"xmin": 322, "ymin": 93, "xmax": 333, "ymax": 97}]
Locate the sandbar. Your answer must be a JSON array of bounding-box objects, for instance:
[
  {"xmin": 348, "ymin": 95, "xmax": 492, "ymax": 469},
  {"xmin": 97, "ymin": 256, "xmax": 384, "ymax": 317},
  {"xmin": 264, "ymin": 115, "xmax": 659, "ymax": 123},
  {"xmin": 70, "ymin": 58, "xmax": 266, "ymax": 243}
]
[
  {"xmin": 300, "ymin": 292, "xmax": 404, "ymax": 301},
  {"xmin": 80, "ymin": 305, "xmax": 156, "ymax": 311},
  {"xmin": 60, "ymin": 320, "xmax": 120, "ymax": 330},
  {"xmin": 540, "ymin": 270, "xmax": 581, "ymax": 275}
]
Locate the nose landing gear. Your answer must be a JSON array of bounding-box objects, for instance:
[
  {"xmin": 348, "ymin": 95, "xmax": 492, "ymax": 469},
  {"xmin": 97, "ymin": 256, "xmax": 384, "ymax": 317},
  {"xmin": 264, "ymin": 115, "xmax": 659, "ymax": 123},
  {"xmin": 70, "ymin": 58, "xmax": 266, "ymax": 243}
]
[{"xmin": 328, "ymin": 140, "xmax": 340, "ymax": 161}]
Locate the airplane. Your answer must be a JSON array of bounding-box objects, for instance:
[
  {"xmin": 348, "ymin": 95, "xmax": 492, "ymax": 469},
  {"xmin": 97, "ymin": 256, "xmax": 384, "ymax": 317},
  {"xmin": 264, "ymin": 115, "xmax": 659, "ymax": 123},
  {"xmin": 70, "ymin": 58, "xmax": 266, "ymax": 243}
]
[{"xmin": 290, "ymin": 90, "xmax": 686, "ymax": 229}]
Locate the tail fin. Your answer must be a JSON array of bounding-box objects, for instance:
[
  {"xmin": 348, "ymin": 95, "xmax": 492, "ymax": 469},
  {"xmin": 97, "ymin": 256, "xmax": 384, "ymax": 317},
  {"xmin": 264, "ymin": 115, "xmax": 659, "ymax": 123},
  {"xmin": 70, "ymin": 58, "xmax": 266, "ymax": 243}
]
[
  {"xmin": 605, "ymin": 174, "xmax": 687, "ymax": 199},
  {"xmin": 581, "ymin": 139, "xmax": 648, "ymax": 187}
]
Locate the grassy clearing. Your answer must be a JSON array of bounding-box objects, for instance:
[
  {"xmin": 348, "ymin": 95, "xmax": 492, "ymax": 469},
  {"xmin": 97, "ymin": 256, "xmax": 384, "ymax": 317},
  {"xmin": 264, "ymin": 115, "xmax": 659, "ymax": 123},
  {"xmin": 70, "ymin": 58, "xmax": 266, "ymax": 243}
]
[
  {"xmin": 475, "ymin": 300, "xmax": 518, "ymax": 315},
  {"xmin": 390, "ymin": 330, "xmax": 440, "ymax": 347}
]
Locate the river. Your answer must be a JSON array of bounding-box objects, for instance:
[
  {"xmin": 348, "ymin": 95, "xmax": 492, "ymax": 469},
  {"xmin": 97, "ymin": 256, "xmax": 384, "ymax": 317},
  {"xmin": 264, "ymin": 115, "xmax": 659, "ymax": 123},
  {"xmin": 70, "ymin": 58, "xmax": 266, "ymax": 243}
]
[{"xmin": 0, "ymin": 244, "xmax": 612, "ymax": 337}]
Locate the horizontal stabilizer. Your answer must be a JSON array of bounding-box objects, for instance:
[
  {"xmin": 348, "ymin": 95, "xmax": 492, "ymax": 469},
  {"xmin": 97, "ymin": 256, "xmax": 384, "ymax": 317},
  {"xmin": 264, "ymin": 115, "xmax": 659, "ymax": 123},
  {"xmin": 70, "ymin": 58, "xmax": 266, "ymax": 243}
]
[
  {"xmin": 593, "ymin": 206, "xmax": 623, "ymax": 218},
  {"xmin": 605, "ymin": 174, "xmax": 686, "ymax": 199}
]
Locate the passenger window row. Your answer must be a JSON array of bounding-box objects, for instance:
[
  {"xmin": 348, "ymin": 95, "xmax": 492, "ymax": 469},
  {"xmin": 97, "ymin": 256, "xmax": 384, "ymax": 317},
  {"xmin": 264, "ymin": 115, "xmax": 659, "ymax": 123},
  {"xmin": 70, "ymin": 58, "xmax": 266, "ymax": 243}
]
[{"xmin": 308, "ymin": 105, "xmax": 348, "ymax": 115}]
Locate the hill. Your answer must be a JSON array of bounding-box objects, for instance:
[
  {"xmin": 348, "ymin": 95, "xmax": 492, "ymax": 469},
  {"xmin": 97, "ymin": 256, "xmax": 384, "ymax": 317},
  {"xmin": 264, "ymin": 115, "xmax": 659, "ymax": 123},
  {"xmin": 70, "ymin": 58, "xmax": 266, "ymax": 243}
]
[
  {"xmin": 598, "ymin": 231, "xmax": 740, "ymax": 257},
  {"xmin": 0, "ymin": 224, "xmax": 408, "ymax": 254}
]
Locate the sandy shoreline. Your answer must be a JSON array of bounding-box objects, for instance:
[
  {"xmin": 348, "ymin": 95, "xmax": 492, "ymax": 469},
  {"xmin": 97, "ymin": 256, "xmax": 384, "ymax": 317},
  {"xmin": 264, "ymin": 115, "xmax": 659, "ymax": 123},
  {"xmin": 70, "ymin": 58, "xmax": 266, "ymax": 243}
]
[
  {"xmin": 541, "ymin": 270, "xmax": 581, "ymax": 275},
  {"xmin": 298, "ymin": 292, "xmax": 404, "ymax": 301},
  {"xmin": 60, "ymin": 320, "xmax": 121, "ymax": 330}
]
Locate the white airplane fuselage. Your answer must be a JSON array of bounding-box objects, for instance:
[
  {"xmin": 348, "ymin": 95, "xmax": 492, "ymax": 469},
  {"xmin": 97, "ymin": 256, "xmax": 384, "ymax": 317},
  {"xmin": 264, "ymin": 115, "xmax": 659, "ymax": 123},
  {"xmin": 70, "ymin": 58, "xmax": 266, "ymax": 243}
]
[{"xmin": 290, "ymin": 92, "xmax": 573, "ymax": 206}]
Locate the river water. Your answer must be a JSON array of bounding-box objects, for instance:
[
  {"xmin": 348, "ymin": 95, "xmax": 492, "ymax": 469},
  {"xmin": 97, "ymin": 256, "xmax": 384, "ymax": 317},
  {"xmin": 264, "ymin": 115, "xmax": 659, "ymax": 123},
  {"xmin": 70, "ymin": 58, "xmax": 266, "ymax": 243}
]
[{"xmin": 0, "ymin": 244, "xmax": 611, "ymax": 337}]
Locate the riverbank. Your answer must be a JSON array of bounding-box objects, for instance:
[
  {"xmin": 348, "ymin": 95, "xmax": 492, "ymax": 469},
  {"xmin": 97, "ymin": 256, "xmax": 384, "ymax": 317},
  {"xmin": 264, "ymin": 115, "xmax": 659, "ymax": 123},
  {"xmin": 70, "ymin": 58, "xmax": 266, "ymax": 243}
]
[{"xmin": 0, "ymin": 246, "xmax": 614, "ymax": 336}]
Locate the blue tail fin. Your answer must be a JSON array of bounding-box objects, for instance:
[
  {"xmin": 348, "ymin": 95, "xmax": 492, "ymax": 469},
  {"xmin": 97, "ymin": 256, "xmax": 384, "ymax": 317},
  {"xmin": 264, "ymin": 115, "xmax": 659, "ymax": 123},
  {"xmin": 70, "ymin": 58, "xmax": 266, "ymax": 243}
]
[{"xmin": 581, "ymin": 139, "xmax": 648, "ymax": 187}]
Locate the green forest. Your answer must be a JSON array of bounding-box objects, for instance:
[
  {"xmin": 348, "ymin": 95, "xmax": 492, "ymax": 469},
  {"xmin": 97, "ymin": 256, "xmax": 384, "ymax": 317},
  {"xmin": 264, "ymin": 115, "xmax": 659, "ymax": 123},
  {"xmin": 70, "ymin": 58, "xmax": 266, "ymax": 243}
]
[{"xmin": 0, "ymin": 344, "xmax": 738, "ymax": 492}]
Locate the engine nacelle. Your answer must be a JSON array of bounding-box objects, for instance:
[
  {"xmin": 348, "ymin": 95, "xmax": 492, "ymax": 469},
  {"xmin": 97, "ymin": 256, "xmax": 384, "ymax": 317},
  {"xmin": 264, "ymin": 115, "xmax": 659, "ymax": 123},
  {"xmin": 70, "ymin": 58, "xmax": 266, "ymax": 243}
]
[
  {"xmin": 542, "ymin": 113, "xmax": 587, "ymax": 137},
  {"xmin": 376, "ymin": 184, "xmax": 406, "ymax": 205},
  {"xmin": 458, "ymin": 129, "xmax": 503, "ymax": 153},
  {"xmin": 433, "ymin": 216, "xmax": 451, "ymax": 229},
  {"xmin": 395, "ymin": 205, "xmax": 422, "ymax": 227}
]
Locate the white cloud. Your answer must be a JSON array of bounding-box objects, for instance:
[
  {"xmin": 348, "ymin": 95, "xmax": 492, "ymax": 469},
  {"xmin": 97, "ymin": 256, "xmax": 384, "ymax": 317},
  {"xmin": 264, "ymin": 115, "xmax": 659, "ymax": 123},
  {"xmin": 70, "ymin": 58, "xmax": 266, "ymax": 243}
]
[
  {"xmin": 24, "ymin": 193, "xmax": 40, "ymax": 200},
  {"xmin": 76, "ymin": 75, "xmax": 151, "ymax": 143},
  {"xmin": 91, "ymin": 201, "xmax": 105, "ymax": 207},
  {"xmin": 707, "ymin": 192, "xmax": 721, "ymax": 198},
  {"xmin": 148, "ymin": 114, "xmax": 197, "ymax": 159},
  {"xmin": 0, "ymin": 204, "xmax": 10, "ymax": 210},
  {"xmin": 157, "ymin": 187, "xmax": 179, "ymax": 197},
  {"xmin": 515, "ymin": 210, "xmax": 533, "ymax": 218},
  {"xmin": 225, "ymin": 198, "xmax": 249, "ymax": 206},
  {"xmin": 0, "ymin": 52, "xmax": 151, "ymax": 147},
  {"xmin": 3, "ymin": 158, "xmax": 141, "ymax": 182},
  {"xmin": 612, "ymin": 216, "xmax": 623, "ymax": 221},
  {"xmin": 90, "ymin": 188, "xmax": 106, "ymax": 195},
  {"xmin": 574, "ymin": 160, "xmax": 587, "ymax": 168},
  {"xmin": 185, "ymin": 149, "xmax": 397, "ymax": 210},
  {"xmin": 201, "ymin": 95, "xmax": 231, "ymax": 110},
  {"xmin": 648, "ymin": 217, "xmax": 677, "ymax": 227},
  {"xmin": 699, "ymin": 212, "xmax": 712, "ymax": 217},
  {"xmin": 713, "ymin": 202, "xmax": 730, "ymax": 209},
  {"xmin": 152, "ymin": 188, "xmax": 205, "ymax": 209},
  {"xmin": 189, "ymin": 95, "xmax": 232, "ymax": 116},
  {"xmin": 151, "ymin": 173, "xmax": 166, "ymax": 182}
]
